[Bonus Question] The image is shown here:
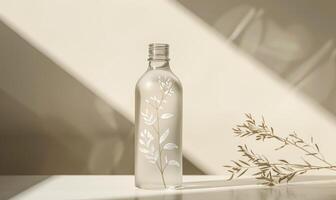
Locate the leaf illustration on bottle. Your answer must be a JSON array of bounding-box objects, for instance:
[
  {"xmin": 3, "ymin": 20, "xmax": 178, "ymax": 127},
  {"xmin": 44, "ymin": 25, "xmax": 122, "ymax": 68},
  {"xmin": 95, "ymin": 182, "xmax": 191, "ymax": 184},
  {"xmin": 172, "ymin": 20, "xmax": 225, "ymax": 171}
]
[
  {"xmin": 160, "ymin": 129, "xmax": 170, "ymax": 144},
  {"xmin": 150, "ymin": 96, "xmax": 161, "ymax": 104},
  {"xmin": 138, "ymin": 129, "xmax": 157, "ymax": 164},
  {"xmin": 163, "ymin": 143, "xmax": 178, "ymax": 150},
  {"xmin": 137, "ymin": 76, "xmax": 180, "ymax": 187},
  {"xmin": 145, "ymin": 118, "xmax": 156, "ymax": 126},
  {"xmin": 139, "ymin": 147, "xmax": 149, "ymax": 154},
  {"xmin": 158, "ymin": 76, "xmax": 174, "ymax": 96},
  {"xmin": 168, "ymin": 160, "xmax": 180, "ymax": 167},
  {"xmin": 141, "ymin": 109, "xmax": 157, "ymax": 125},
  {"xmin": 165, "ymin": 87, "xmax": 174, "ymax": 96},
  {"xmin": 141, "ymin": 109, "xmax": 149, "ymax": 117},
  {"xmin": 161, "ymin": 113, "xmax": 174, "ymax": 119},
  {"xmin": 139, "ymin": 139, "xmax": 145, "ymax": 145}
]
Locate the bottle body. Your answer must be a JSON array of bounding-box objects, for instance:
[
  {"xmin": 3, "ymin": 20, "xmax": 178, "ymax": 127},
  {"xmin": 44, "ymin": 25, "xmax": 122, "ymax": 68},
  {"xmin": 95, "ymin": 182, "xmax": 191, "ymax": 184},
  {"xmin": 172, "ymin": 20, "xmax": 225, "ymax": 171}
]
[{"xmin": 135, "ymin": 54, "xmax": 182, "ymax": 189}]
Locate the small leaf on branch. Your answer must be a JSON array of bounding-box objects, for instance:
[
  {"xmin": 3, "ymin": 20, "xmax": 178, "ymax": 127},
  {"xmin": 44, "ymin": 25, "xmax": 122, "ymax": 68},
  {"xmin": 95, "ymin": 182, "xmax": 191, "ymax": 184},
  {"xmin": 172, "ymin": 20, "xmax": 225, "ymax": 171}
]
[{"xmin": 237, "ymin": 169, "xmax": 248, "ymax": 177}]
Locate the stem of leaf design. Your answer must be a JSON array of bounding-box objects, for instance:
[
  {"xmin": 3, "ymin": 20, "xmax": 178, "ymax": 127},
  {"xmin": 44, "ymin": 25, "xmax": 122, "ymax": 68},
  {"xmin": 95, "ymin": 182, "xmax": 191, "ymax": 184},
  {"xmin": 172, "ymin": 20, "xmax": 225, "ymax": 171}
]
[
  {"xmin": 225, "ymin": 114, "xmax": 336, "ymax": 186},
  {"xmin": 156, "ymin": 90, "xmax": 167, "ymax": 188}
]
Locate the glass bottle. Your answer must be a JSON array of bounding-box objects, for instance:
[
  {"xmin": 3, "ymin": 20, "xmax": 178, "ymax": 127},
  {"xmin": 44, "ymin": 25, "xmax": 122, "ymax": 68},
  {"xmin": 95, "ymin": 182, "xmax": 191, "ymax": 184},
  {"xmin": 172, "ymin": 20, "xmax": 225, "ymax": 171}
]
[{"xmin": 135, "ymin": 43, "xmax": 183, "ymax": 189}]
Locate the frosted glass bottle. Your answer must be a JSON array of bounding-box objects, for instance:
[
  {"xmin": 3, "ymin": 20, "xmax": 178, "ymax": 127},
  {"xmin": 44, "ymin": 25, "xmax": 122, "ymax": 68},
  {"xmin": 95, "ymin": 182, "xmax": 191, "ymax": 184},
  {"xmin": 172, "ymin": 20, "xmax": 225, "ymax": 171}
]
[{"xmin": 135, "ymin": 43, "xmax": 182, "ymax": 189}]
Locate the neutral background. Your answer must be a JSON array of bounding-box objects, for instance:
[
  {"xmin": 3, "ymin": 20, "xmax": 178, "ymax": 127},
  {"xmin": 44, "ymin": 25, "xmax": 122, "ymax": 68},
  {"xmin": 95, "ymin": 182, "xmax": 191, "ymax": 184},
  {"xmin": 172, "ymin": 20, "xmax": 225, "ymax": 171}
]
[{"xmin": 0, "ymin": 0, "xmax": 335, "ymax": 175}]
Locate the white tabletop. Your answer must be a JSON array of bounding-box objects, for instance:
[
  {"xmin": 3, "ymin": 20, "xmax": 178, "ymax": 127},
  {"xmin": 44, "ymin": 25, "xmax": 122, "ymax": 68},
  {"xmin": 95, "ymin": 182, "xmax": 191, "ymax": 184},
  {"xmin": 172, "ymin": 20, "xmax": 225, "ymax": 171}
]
[{"xmin": 1, "ymin": 175, "xmax": 336, "ymax": 200}]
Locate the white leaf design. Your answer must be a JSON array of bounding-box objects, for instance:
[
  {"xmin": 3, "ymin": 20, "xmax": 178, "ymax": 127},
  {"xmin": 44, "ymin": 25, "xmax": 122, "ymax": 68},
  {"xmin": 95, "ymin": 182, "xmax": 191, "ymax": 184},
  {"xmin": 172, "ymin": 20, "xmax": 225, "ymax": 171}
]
[
  {"xmin": 168, "ymin": 87, "xmax": 174, "ymax": 96},
  {"xmin": 140, "ymin": 111, "xmax": 147, "ymax": 117},
  {"xmin": 161, "ymin": 113, "xmax": 174, "ymax": 119},
  {"xmin": 139, "ymin": 139, "xmax": 145, "ymax": 145},
  {"xmin": 141, "ymin": 109, "xmax": 150, "ymax": 118},
  {"xmin": 168, "ymin": 160, "xmax": 180, "ymax": 167},
  {"xmin": 163, "ymin": 143, "xmax": 178, "ymax": 150},
  {"xmin": 144, "ymin": 118, "xmax": 156, "ymax": 125},
  {"xmin": 146, "ymin": 130, "xmax": 153, "ymax": 140},
  {"xmin": 139, "ymin": 129, "xmax": 153, "ymax": 147},
  {"xmin": 142, "ymin": 110, "xmax": 157, "ymax": 125},
  {"xmin": 165, "ymin": 155, "xmax": 168, "ymax": 164},
  {"xmin": 159, "ymin": 129, "xmax": 170, "ymax": 144},
  {"xmin": 139, "ymin": 129, "xmax": 156, "ymax": 160},
  {"xmin": 139, "ymin": 148, "xmax": 149, "ymax": 154},
  {"xmin": 150, "ymin": 96, "xmax": 160, "ymax": 104}
]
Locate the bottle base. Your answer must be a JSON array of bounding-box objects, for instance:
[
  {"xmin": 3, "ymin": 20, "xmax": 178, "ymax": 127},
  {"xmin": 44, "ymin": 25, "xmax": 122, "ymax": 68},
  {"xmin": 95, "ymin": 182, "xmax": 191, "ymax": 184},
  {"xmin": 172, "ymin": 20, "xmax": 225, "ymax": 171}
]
[{"xmin": 135, "ymin": 183, "xmax": 181, "ymax": 190}]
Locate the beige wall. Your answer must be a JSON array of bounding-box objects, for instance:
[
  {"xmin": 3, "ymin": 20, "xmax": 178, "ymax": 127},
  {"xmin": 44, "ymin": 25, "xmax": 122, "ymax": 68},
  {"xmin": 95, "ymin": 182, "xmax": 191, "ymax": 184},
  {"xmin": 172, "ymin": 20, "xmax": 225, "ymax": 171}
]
[{"xmin": 0, "ymin": 0, "xmax": 335, "ymax": 175}]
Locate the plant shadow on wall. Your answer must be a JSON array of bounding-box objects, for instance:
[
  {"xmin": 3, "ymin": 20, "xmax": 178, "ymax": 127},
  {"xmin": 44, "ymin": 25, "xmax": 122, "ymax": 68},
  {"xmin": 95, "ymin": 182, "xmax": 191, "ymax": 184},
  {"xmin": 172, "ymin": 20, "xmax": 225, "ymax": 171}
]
[
  {"xmin": 0, "ymin": 19, "xmax": 202, "ymax": 175},
  {"xmin": 177, "ymin": 0, "xmax": 336, "ymax": 116}
]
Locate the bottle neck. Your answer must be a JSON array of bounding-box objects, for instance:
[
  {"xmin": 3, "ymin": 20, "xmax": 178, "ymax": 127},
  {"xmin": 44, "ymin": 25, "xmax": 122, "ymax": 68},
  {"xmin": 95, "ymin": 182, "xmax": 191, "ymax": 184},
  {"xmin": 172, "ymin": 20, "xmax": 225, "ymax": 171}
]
[
  {"xmin": 148, "ymin": 60, "xmax": 170, "ymax": 70},
  {"xmin": 148, "ymin": 43, "xmax": 170, "ymax": 70}
]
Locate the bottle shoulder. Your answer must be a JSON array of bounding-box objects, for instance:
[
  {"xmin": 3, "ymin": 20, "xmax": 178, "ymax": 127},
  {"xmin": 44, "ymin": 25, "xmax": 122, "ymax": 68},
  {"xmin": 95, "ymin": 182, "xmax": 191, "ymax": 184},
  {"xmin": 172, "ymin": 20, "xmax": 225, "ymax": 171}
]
[{"xmin": 136, "ymin": 69, "xmax": 182, "ymax": 91}]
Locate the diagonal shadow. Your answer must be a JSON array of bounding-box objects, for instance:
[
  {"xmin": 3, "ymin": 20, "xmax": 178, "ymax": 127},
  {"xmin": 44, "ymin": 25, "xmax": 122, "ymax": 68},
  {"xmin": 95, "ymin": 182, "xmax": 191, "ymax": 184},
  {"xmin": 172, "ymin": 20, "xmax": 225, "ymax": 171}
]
[
  {"xmin": 0, "ymin": 19, "xmax": 203, "ymax": 175},
  {"xmin": 176, "ymin": 0, "xmax": 336, "ymax": 117},
  {"xmin": 0, "ymin": 176, "xmax": 49, "ymax": 200}
]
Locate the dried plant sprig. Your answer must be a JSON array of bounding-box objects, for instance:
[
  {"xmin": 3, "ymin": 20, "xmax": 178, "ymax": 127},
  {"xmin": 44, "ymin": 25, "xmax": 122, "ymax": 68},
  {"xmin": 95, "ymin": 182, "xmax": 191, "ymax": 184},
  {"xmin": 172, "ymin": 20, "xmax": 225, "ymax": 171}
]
[{"xmin": 225, "ymin": 114, "xmax": 336, "ymax": 186}]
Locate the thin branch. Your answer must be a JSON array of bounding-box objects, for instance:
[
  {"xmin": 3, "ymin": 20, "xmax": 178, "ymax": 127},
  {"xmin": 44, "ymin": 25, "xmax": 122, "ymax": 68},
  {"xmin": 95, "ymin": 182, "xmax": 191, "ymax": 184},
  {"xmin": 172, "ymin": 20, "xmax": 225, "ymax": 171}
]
[{"xmin": 226, "ymin": 114, "xmax": 336, "ymax": 186}]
